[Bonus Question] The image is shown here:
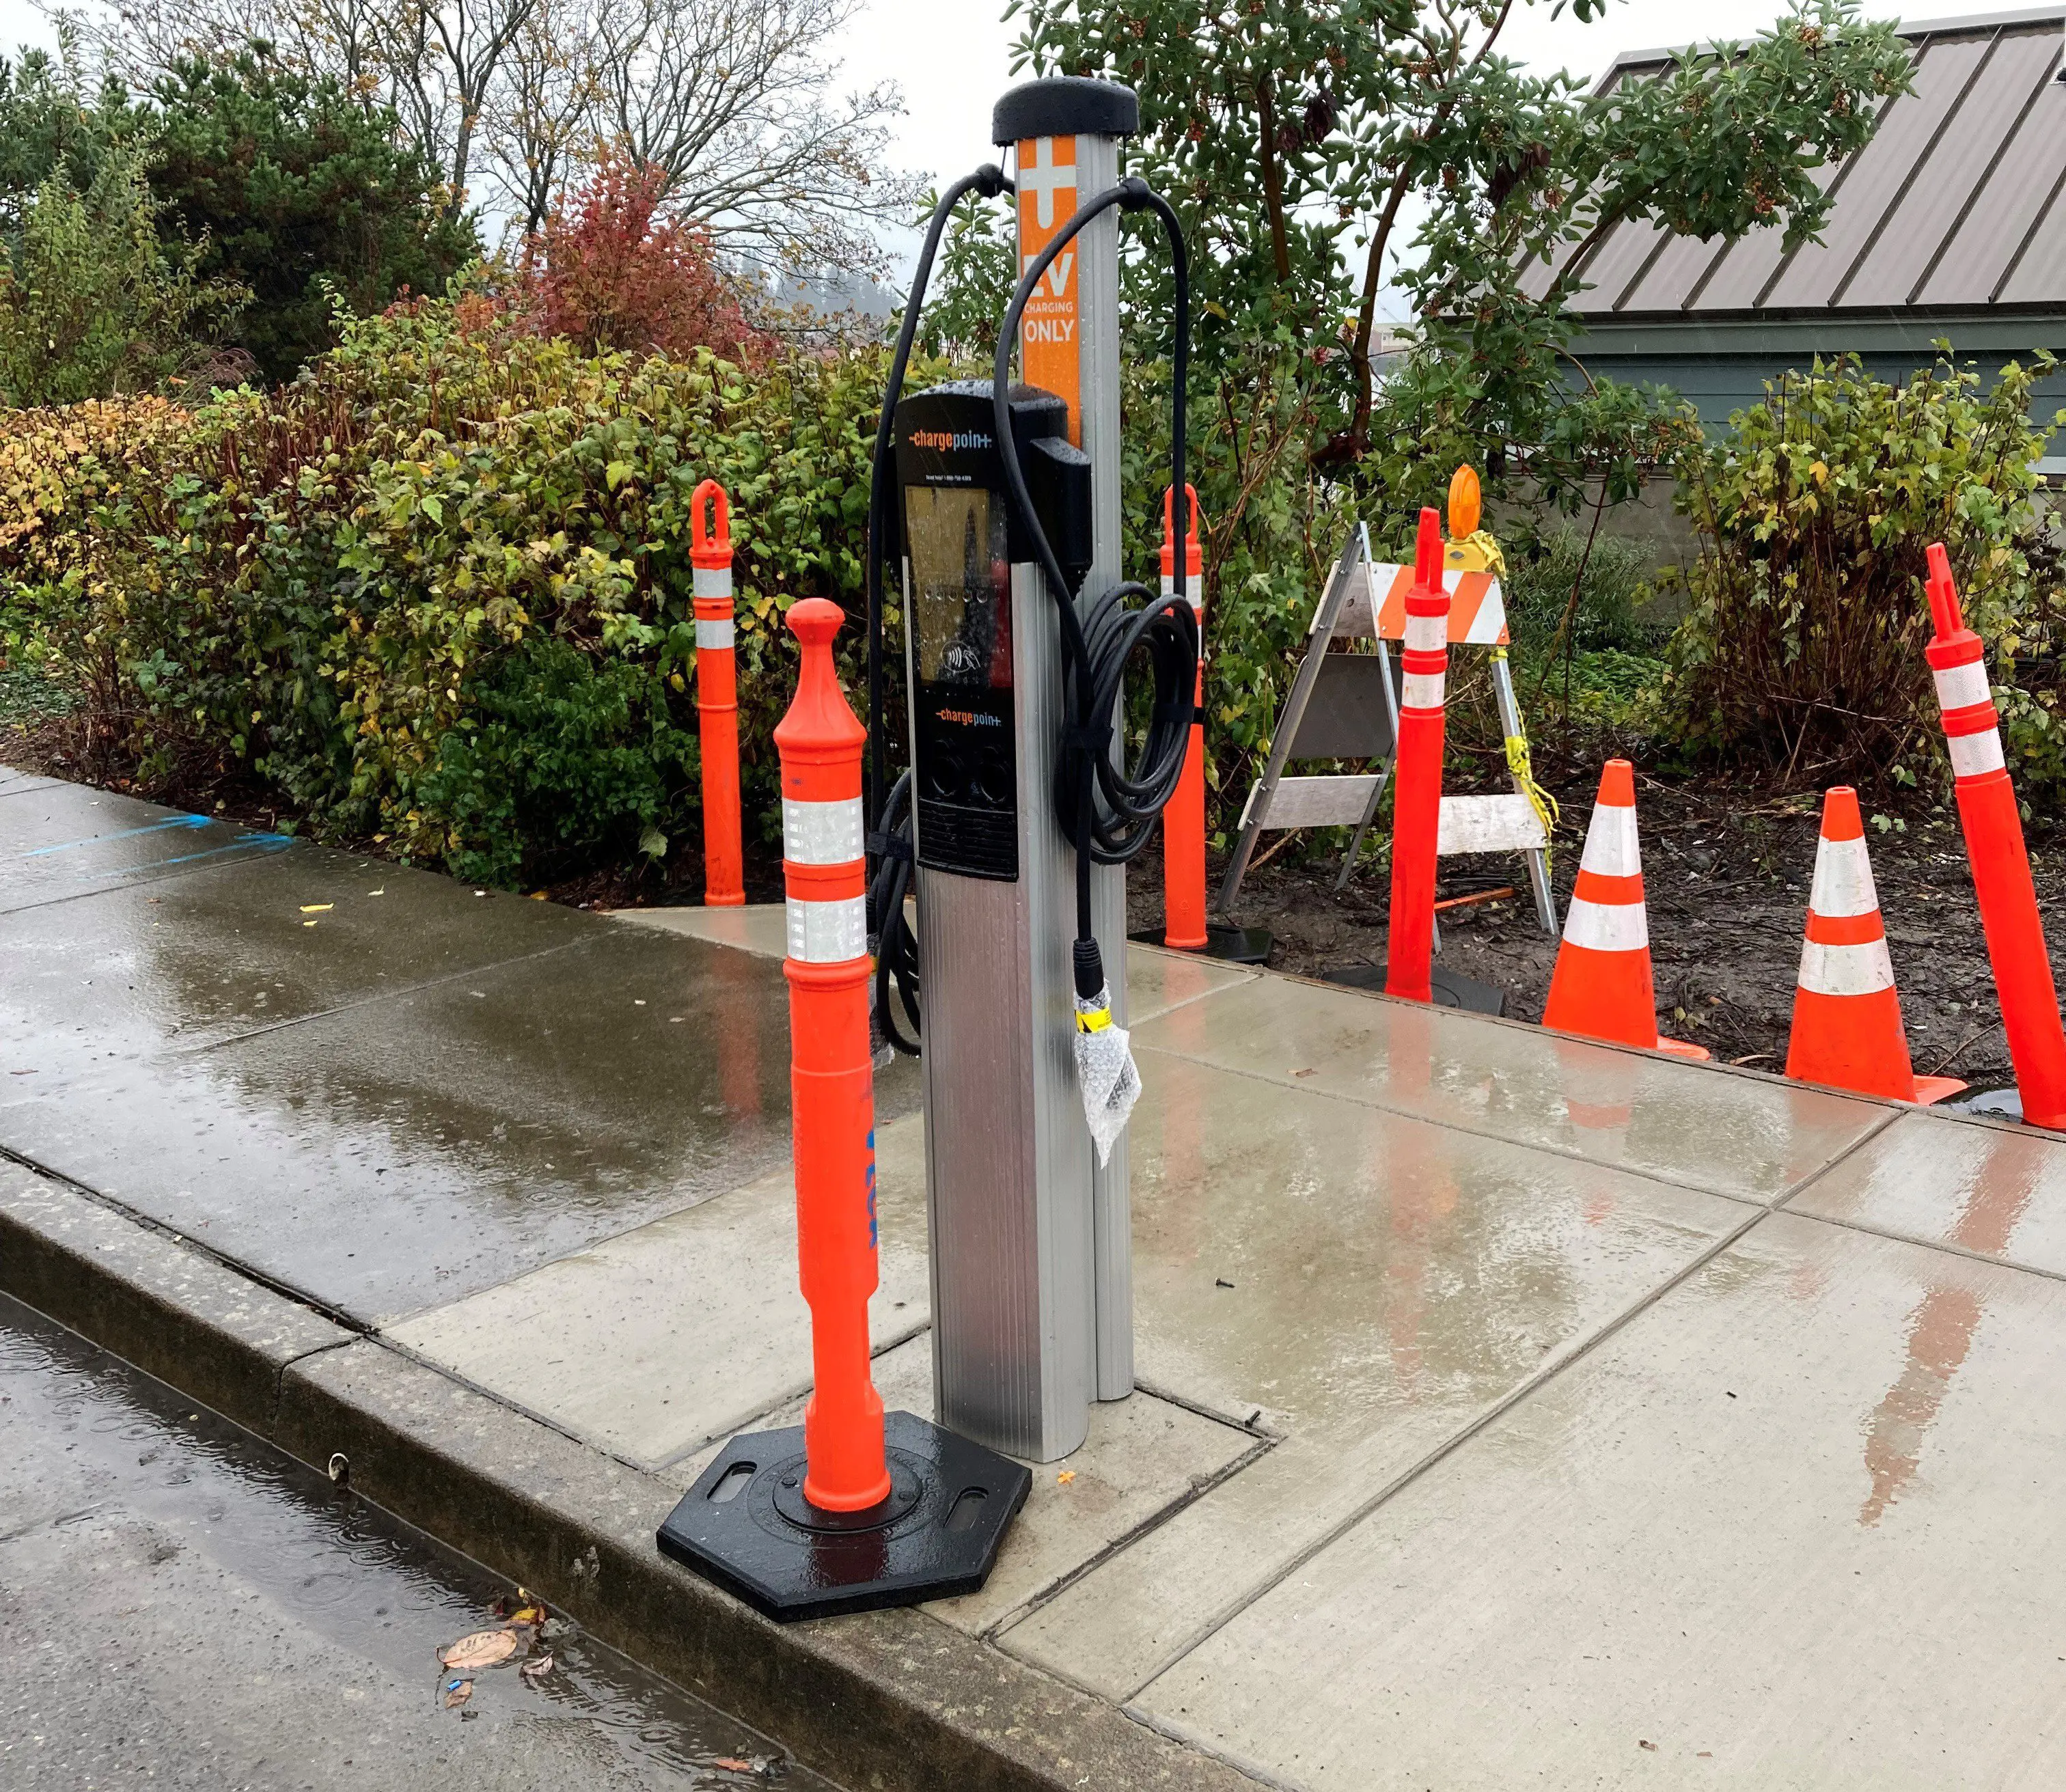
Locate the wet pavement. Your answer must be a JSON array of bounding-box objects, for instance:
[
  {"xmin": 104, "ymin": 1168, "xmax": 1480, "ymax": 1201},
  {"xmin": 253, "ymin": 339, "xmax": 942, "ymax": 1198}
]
[
  {"xmin": 0, "ymin": 1291, "xmax": 834, "ymax": 1790},
  {"xmin": 8, "ymin": 773, "xmax": 2066, "ymax": 1788}
]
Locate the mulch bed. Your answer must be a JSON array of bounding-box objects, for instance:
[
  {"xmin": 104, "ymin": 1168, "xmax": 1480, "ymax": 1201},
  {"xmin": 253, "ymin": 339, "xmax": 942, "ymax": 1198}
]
[{"xmin": 1131, "ymin": 771, "xmax": 2066, "ymax": 1091}]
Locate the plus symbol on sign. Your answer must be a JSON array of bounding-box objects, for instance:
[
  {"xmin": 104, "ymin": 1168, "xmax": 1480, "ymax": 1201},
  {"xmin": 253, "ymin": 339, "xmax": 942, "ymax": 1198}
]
[{"xmin": 1019, "ymin": 136, "xmax": 1076, "ymax": 230}]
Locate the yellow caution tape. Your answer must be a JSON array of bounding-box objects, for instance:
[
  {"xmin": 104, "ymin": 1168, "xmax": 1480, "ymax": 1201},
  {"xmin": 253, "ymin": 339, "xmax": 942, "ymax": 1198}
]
[
  {"xmin": 1462, "ymin": 529, "xmax": 1512, "ymax": 579},
  {"xmin": 1493, "ymin": 646, "xmax": 1559, "ymax": 864},
  {"xmin": 1076, "ymin": 1005, "xmax": 1112, "ymax": 1034}
]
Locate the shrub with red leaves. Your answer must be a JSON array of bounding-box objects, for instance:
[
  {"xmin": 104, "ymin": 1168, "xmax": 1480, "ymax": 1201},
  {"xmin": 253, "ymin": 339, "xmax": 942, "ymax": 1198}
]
[{"xmin": 521, "ymin": 155, "xmax": 772, "ymax": 364}]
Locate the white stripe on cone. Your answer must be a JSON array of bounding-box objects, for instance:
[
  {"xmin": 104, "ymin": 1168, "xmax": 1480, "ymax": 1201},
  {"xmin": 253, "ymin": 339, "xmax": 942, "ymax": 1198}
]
[
  {"xmin": 1402, "ymin": 672, "xmax": 1446, "ymax": 708},
  {"xmin": 781, "ymin": 796, "xmax": 865, "ymax": 866},
  {"xmin": 1932, "ymin": 661, "xmax": 1992, "ymax": 711},
  {"xmin": 1798, "ymin": 937, "xmax": 1895, "ymax": 997},
  {"xmin": 1808, "ymin": 833, "xmax": 1878, "ymax": 919},
  {"xmin": 1578, "ymin": 803, "xmax": 1640, "ymax": 878},
  {"xmin": 695, "ymin": 618, "xmax": 736, "ymax": 649},
  {"xmin": 1948, "ymin": 728, "xmax": 2006, "ymax": 777},
  {"xmin": 786, "ymin": 894, "xmax": 867, "ymax": 963},
  {"xmin": 692, "ymin": 566, "xmax": 733, "ymax": 599},
  {"xmin": 1563, "ymin": 896, "xmax": 1649, "ymax": 953}
]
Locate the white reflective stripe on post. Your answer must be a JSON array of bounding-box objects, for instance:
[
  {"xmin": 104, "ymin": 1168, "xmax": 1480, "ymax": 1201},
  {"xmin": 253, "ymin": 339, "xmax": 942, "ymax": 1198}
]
[
  {"xmin": 1932, "ymin": 660, "xmax": 1992, "ymax": 713},
  {"xmin": 1401, "ymin": 671, "xmax": 1446, "ymax": 708},
  {"xmin": 1948, "ymin": 728, "xmax": 2006, "ymax": 778},
  {"xmin": 1161, "ymin": 575, "xmax": 1201, "ymax": 615},
  {"xmin": 1579, "ymin": 803, "xmax": 1640, "ymax": 878},
  {"xmin": 1562, "ymin": 895, "xmax": 1648, "ymax": 953},
  {"xmin": 1799, "ymin": 936, "xmax": 1895, "ymax": 998},
  {"xmin": 692, "ymin": 566, "xmax": 733, "ymax": 600},
  {"xmin": 786, "ymin": 895, "xmax": 867, "ymax": 965},
  {"xmin": 782, "ymin": 797, "xmax": 865, "ymax": 866},
  {"xmin": 1808, "ymin": 834, "xmax": 1879, "ymax": 919},
  {"xmin": 695, "ymin": 617, "xmax": 736, "ymax": 650},
  {"xmin": 1404, "ymin": 613, "xmax": 1447, "ymax": 654}
]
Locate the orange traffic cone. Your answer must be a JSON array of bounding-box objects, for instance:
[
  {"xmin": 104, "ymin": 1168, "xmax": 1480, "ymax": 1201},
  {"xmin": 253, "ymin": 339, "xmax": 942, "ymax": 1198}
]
[
  {"xmin": 1785, "ymin": 787, "xmax": 1964, "ymax": 1105},
  {"xmin": 1541, "ymin": 760, "xmax": 1707, "ymax": 1059}
]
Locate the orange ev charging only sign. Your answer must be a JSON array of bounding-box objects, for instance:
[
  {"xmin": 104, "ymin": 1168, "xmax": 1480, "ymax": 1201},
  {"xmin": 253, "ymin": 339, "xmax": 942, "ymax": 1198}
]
[{"xmin": 1015, "ymin": 134, "xmax": 1082, "ymax": 445}]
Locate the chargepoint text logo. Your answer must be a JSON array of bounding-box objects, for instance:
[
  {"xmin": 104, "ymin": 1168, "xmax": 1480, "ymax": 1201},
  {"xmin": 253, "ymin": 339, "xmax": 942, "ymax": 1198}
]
[{"xmin": 908, "ymin": 428, "xmax": 992, "ymax": 453}]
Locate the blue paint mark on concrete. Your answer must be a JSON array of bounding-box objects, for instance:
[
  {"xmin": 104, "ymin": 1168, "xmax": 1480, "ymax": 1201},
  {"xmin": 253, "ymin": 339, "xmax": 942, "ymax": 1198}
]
[
  {"xmin": 77, "ymin": 831, "xmax": 296, "ymax": 880},
  {"xmin": 21, "ymin": 814, "xmax": 212, "ymax": 857}
]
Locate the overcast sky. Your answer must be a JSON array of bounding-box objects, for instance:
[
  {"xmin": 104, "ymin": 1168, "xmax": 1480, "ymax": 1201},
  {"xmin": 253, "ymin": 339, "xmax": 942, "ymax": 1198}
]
[{"xmin": 0, "ymin": 0, "xmax": 2028, "ymax": 312}]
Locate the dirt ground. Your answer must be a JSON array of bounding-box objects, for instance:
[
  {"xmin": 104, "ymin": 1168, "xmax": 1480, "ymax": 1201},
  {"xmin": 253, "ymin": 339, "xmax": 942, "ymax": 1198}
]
[{"xmin": 1130, "ymin": 771, "xmax": 2066, "ymax": 1092}]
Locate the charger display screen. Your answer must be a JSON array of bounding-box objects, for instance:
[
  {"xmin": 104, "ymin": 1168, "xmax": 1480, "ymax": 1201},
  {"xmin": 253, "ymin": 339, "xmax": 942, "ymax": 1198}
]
[{"xmin": 907, "ymin": 487, "xmax": 1012, "ymax": 691}]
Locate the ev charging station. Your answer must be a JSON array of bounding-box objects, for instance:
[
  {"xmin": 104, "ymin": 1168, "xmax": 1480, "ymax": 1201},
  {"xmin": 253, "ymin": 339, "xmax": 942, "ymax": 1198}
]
[
  {"xmin": 659, "ymin": 74, "xmax": 1198, "ymax": 1621},
  {"xmin": 894, "ymin": 81, "xmax": 1144, "ymax": 1463}
]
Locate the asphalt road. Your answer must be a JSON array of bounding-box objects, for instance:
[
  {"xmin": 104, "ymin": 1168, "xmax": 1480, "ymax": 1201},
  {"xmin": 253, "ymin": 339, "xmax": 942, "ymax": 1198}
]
[{"xmin": 0, "ymin": 1291, "xmax": 832, "ymax": 1791}]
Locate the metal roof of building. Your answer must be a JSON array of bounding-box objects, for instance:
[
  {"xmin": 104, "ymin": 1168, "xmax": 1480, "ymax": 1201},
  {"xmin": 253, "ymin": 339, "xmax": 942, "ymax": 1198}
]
[{"xmin": 1536, "ymin": 6, "xmax": 2066, "ymax": 321}]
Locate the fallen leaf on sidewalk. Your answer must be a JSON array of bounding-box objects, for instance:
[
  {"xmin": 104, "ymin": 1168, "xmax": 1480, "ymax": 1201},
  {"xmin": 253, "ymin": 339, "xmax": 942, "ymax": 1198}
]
[
  {"xmin": 508, "ymin": 1601, "xmax": 546, "ymax": 1626},
  {"xmin": 299, "ymin": 904, "xmax": 333, "ymax": 914},
  {"xmin": 1056, "ymin": 1470, "xmax": 1075, "ymax": 1485},
  {"xmin": 444, "ymin": 1679, "xmax": 473, "ymax": 1708},
  {"xmin": 368, "ymin": 887, "xmax": 384, "ymax": 896},
  {"xmin": 712, "ymin": 1761, "xmax": 753, "ymax": 1774},
  {"xmin": 539, "ymin": 1617, "xmax": 573, "ymax": 1642},
  {"xmin": 439, "ymin": 1630, "xmax": 519, "ymax": 1672},
  {"xmin": 520, "ymin": 1653, "xmax": 554, "ymax": 1681}
]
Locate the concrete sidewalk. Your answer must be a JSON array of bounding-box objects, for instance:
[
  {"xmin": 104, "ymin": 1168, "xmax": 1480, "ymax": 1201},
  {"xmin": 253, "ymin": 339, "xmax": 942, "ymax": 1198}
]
[{"xmin": 5, "ymin": 773, "xmax": 2066, "ymax": 1789}]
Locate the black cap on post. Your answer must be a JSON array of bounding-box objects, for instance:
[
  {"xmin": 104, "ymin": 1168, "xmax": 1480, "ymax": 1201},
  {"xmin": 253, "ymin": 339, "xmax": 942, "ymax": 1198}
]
[{"xmin": 993, "ymin": 76, "xmax": 1139, "ymax": 145}]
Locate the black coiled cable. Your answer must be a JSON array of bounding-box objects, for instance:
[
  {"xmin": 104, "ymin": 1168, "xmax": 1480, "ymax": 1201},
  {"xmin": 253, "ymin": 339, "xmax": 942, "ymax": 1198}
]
[
  {"xmin": 865, "ymin": 167, "xmax": 1198, "ymax": 1047},
  {"xmin": 993, "ymin": 178, "xmax": 1196, "ymax": 996}
]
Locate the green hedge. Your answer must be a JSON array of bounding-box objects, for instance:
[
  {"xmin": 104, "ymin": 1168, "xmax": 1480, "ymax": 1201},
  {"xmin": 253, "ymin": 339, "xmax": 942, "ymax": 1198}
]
[{"xmin": 0, "ymin": 300, "xmax": 900, "ymax": 886}]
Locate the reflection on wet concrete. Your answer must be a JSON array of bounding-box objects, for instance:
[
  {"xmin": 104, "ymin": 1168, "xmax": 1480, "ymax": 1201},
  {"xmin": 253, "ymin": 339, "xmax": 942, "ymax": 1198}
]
[
  {"xmin": 1858, "ymin": 1129, "xmax": 2043, "ymax": 1526},
  {"xmin": 0, "ymin": 1291, "xmax": 830, "ymax": 1788},
  {"xmin": 0, "ymin": 842, "xmax": 588, "ymax": 1081},
  {"xmin": 1130, "ymin": 971, "xmax": 1886, "ymax": 1204},
  {"xmin": 0, "ymin": 921, "xmax": 915, "ymax": 1321},
  {"xmin": 1001, "ymin": 1045, "xmax": 1750, "ymax": 1700}
]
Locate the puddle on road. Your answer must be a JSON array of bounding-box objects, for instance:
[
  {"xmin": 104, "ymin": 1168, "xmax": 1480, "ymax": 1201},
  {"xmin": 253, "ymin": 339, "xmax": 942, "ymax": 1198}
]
[{"xmin": 0, "ymin": 1291, "xmax": 837, "ymax": 1789}]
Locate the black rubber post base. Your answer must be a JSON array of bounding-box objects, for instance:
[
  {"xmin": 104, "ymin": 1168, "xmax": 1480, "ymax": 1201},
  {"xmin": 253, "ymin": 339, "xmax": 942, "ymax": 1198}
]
[
  {"xmin": 1319, "ymin": 960, "xmax": 1507, "ymax": 1017},
  {"xmin": 655, "ymin": 1410, "xmax": 1031, "ymax": 1622},
  {"xmin": 1130, "ymin": 923, "xmax": 1273, "ymax": 965}
]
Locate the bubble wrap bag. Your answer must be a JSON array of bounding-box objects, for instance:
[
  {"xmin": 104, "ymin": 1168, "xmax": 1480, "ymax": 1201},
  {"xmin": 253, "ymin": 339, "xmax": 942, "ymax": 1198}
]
[{"xmin": 1072, "ymin": 983, "xmax": 1141, "ymax": 1167}]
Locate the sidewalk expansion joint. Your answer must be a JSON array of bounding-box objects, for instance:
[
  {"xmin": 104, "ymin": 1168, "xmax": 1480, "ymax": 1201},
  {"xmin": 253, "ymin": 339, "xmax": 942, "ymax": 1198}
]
[
  {"xmin": 1133, "ymin": 1038, "xmax": 1830, "ymax": 1212},
  {"xmin": 1133, "ymin": 1373, "xmax": 1282, "ymax": 1439},
  {"xmin": 1785, "ymin": 1202, "xmax": 2066, "ymax": 1288},
  {"xmin": 0, "ymin": 1141, "xmax": 374, "ymax": 1338},
  {"xmin": 371, "ymin": 1332, "xmax": 669, "ymax": 1483},
  {"xmin": 648, "ymin": 1315, "xmax": 937, "ymax": 1474},
  {"xmin": 0, "ymin": 848, "xmax": 293, "ymax": 920},
  {"xmin": 187, "ymin": 933, "xmax": 602, "ymax": 1057},
  {"xmin": 982, "ymin": 1433, "xmax": 1279, "ymax": 1646},
  {"xmin": 1116, "ymin": 1105, "xmax": 1901, "ymax": 1705}
]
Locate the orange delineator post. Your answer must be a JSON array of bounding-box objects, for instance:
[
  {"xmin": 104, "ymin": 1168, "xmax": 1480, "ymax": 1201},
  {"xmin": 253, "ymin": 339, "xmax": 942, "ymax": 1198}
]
[
  {"xmin": 1924, "ymin": 542, "xmax": 2066, "ymax": 1127},
  {"xmin": 1385, "ymin": 508, "xmax": 1448, "ymax": 1004},
  {"xmin": 773, "ymin": 598, "xmax": 890, "ymax": 1512},
  {"xmin": 1161, "ymin": 484, "xmax": 1207, "ymax": 951},
  {"xmin": 691, "ymin": 479, "xmax": 745, "ymax": 907}
]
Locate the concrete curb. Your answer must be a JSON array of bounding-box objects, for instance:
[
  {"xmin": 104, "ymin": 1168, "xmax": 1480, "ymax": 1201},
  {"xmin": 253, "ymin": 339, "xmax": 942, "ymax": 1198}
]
[{"xmin": 0, "ymin": 1163, "xmax": 1263, "ymax": 1792}]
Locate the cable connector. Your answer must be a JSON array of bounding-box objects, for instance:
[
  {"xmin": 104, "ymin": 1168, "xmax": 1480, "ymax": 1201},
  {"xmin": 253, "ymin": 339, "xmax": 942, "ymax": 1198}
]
[
  {"xmin": 1118, "ymin": 176, "xmax": 1154, "ymax": 210},
  {"xmin": 974, "ymin": 162, "xmax": 1013, "ymax": 199},
  {"xmin": 1072, "ymin": 937, "xmax": 1105, "ymax": 1003}
]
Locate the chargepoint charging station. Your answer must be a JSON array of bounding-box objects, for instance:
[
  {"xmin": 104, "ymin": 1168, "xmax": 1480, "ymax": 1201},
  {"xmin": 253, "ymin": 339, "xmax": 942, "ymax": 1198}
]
[{"xmin": 866, "ymin": 78, "xmax": 1198, "ymax": 1464}]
